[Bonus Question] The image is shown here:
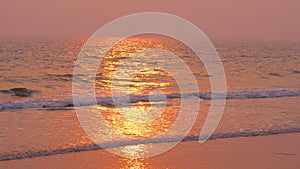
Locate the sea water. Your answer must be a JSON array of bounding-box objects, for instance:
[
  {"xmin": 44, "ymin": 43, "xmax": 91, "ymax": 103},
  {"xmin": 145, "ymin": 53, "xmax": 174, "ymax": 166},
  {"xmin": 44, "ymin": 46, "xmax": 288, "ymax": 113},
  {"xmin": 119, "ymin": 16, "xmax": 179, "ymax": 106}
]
[{"xmin": 0, "ymin": 37, "xmax": 299, "ymax": 160}]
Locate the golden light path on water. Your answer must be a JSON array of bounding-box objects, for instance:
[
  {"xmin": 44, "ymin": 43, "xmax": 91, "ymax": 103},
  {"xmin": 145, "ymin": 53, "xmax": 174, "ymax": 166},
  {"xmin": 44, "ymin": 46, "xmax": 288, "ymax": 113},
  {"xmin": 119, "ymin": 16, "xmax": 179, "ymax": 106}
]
[{"xmin": 92, "ymin": 35, "xmax": 207, "ymax": 168}]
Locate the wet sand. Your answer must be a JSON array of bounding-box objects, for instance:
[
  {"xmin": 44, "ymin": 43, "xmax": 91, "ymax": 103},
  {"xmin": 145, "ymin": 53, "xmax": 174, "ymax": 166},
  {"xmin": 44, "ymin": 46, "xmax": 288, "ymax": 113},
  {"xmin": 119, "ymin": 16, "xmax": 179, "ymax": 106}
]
[{"xmin": 0, "ymin": 133, "xmax": 299, "ymax": 169}]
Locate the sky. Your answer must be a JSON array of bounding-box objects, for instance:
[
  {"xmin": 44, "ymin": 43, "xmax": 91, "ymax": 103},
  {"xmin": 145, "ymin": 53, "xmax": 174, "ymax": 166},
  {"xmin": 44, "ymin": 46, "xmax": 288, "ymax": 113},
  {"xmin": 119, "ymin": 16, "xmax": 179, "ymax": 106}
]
[{"xmin": 0, "ymin": 0, "xmax": 299, "ymax": 40}]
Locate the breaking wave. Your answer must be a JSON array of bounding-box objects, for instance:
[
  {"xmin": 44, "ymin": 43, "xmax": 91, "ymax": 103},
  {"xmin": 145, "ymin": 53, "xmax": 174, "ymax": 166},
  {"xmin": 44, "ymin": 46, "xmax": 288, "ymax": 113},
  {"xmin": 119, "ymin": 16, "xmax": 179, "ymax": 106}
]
[{"xmin": 0, "ymin": 89, "xmax": 299, "ymax": 111}]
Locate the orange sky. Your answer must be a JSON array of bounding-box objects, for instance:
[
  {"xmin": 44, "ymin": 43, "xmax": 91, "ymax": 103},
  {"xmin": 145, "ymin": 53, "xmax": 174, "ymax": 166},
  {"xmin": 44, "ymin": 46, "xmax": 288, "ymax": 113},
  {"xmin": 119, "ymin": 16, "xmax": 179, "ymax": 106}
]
[{"xmin": 1, "ymin": 0, "xmax": 299, "ymax": 40}]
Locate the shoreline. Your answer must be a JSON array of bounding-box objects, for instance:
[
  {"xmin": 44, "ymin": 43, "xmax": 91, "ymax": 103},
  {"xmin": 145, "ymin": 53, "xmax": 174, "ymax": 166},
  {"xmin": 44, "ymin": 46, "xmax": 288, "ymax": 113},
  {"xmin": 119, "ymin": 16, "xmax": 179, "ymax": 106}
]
[
  {"xmin": 1, "ymin": 131, "xmax": 300, "ymax": 162},
  {"xmin": 0, "ymin": 132, "xmax": 299, "ymax": 169}
]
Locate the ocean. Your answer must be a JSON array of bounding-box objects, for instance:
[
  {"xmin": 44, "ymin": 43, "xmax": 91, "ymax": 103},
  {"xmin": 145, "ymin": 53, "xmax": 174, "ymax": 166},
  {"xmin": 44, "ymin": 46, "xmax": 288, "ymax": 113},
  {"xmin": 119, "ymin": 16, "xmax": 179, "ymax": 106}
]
[{"xmin": 0, "ymin": 37, "xmax": 299, "ymax": 160}]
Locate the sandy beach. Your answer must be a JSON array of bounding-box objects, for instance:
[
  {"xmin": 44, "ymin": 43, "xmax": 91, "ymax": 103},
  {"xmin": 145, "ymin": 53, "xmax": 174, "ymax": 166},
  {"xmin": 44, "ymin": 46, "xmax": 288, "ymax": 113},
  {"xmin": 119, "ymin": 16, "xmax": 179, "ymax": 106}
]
[{"xmin": 0, "ymin": 133, "xmax": 299, "ymax": 169}]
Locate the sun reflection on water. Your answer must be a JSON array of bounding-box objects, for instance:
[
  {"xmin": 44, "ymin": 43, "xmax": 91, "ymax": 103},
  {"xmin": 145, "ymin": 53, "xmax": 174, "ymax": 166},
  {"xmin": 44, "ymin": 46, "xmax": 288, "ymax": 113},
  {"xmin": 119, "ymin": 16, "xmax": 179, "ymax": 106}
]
[
  {"xmin": 93, "ymin": 34, "xmax": 206, "ymax": 167},
  {"xmin": 95, "ymin": 35, "xmax": 190, "ymax": 139},
  {"xmin": 97, "ymin": 100, "xmax": 178, "ymax": 138}
]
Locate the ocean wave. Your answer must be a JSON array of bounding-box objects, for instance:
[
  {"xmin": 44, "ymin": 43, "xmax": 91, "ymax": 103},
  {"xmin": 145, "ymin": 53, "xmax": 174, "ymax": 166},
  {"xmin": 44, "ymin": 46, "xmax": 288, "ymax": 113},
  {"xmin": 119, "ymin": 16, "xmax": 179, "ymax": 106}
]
[
  {"xmin": 0, "ymin": 89, "xmax": 299, "ymax": 111},
  {"xmin": 0, "ymin": 128, "xmax": 299, "ymax": 161},
  {"xmin": 0, "ymin": 88, "xmax": 40, "ymax": 97}
]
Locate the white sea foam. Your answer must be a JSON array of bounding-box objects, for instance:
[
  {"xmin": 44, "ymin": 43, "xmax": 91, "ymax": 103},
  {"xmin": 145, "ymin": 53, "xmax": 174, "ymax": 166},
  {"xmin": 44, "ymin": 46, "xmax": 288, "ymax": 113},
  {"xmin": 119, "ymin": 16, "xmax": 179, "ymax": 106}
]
[{"xmin": 0, "ymin": 89, "xmax": 299, "ymax": 111}]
